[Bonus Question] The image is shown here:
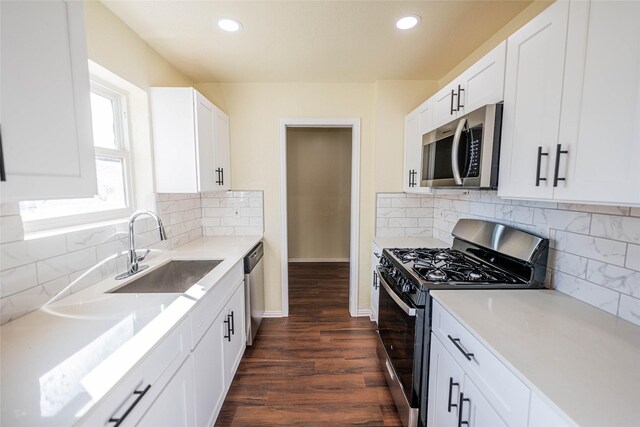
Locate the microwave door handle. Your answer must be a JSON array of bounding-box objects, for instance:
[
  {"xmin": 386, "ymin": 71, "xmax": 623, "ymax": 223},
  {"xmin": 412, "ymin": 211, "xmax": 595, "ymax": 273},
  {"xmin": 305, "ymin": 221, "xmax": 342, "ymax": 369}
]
[{"xmin": 451, "ymin": 117, "xmax": 467, "ymax": 186}]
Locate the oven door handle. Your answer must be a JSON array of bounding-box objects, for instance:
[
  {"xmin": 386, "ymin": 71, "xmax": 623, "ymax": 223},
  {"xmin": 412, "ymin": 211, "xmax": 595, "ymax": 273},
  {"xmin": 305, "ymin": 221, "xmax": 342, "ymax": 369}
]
[
  {"xmin": 451, "ymin": 117, "xmax": 467, "ymax": 186},
  {"xmin": 377, "ymin": 268, "xmax": 416, "ymax": 317}
]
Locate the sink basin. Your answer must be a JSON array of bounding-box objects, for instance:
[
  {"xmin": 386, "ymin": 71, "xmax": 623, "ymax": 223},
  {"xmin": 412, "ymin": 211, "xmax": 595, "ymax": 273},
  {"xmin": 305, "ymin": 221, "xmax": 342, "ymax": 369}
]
[{"xmin": 109, "ymin": 260, "xmax": 222, "ymax": 294}]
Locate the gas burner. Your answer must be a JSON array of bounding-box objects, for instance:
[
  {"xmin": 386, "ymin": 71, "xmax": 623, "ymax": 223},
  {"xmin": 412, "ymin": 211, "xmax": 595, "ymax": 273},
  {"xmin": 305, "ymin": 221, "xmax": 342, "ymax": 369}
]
[
  {"xmin": 468, "ymin": 271, "xmax": 483, "ymax": 281},
  {"xmin": 435, "ymin": 252, "xmax": 451, "ymax": 261},
  {"xmin": 426, "ymin": 270, "xmax": 447, "ymax": 281}
]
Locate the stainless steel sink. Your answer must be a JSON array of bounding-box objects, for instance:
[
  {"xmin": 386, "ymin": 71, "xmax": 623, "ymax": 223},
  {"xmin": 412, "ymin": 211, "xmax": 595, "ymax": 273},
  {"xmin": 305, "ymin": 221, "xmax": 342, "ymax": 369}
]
[{"xmin": 108, "ymin": 260, "xmax": 222, "ymax": 293}]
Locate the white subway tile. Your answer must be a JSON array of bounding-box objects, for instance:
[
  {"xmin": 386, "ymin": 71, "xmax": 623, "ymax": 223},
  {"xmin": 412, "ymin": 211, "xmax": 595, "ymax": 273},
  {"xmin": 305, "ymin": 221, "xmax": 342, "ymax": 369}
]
[
  {"xmin": 510, "ymin": 199, "xmax": 558, "ymax": 209},
  {"xmin": 552, "ymin": 270, "xmax": 620, "ymax": 315},
  {"xmin": 587, "ymin": 260, "xmax": 640, "ymax": 298},
  {"xmin": 377, "ymin": 193, "xmax": 406, "ymax": 198},
  {"xmin": 558, "ymin": 203, "xmax": 630, "ymax": 216},
  {"xmin": 2, "ymin": 276, "xmax": 71, "ymax": 324},
  {"xmin": 203, "ymin": 208, "xmax": 235, "ymax": 217},
  {"xmin": 0, "ymin": 263, "xmax": 38, "ymax": 297},
  {"xmin": 421, "ymin": 198, "xmax": 435, "ymax": 208},
  {"xmin": 452, "ymin": 200, "xmax": 470, "ymax": 213},
  {"xmin": 220, "ymin": 198, "xmax": 250, "ymax": 208},
  {"xmin": 221, "ymin": 217, "xmax": 250, "ymax": 227},
  {"xmin": 418, "ymin": 217, "xmax": 434, "ymax": 228},
  {"xmin": 0, "ymin": 216, "xmax": 24, "ymax": 244},
  {"xmin": 240, "ymin": 208, "xmax": 263, "ymax": 217},
  {"xmin": 1, "ymin": 235, "xmax": 67, "ymax": 271},
  {"xmin": 533, "ymin": 208, "xmax": 591, "ymax": 233},
  {"xmin": 376, "ymin": 228, "xmax": 405, "ymax": 238},
  {"xmin": 554, "ymin": 231, "xmax": 626, "ymax": 266},
  {"xmin": 204, "ymin": 227, "xmax": 235, "ymax": 236},
  {"xmin": 548, "ymin": 249, "xmax": 588, "ymax": 278},
  {"xmin": 388, "ymin": 218, "xmax": 418, "ymax": 228},
  {"xmin": 250, "ymin": 198, "xmax": 263, "ymax": 208},
  {"xmin": 96, "ymin": 239, "xmax": 127, "ymax": 263},
  {"xmin": 468, "ymin": 202, "xmax": 496, "ymax": 218},
  {"xmin": 590, "ymin": 214, "xmax": 640, "ymax": 244},
  {"xmin": 391, "ymin": 198, "xmax": 421, "ymax": 208},
  {"xmin": 495, "ymin": 205, "xmax": 534, "ymax": 224},
  {"xmin": 377, "ymin": 208, "xmax": 405, "ymax": 218},
  {"xmin": 201, "ymin": 198, "xmax": 220, "ymax": 208},
  {"xmin": 249, "ymin": 217, "xmax": 264, "ymax": 228},
  {"xmin": 36, "ymin": 247, "xmax": 97, "ymax": 284},
  {"xmin": 376, "ymin": 198, "xmax": 392, "ymax": 208},
  {"xmin": 405, "ymin": 208, "xmax": 433, "ymax": 218},
  {"xmin": 618, "ymin": 295, "xmax": 640, "ymax": 326},
  {"xmin": 405, "ymin": 228, "xmax": 433, "ymax": 237},
  {"xmin": 202, "ymin": 217, "xmax": 221, "ymax": 227},
  {"xmin": 66, "ymin": 225, "xmax": 119, "ymax": 252},
  {"xmin": 624, "ymin": 244, "xmax": 640, "ymax": 271}
]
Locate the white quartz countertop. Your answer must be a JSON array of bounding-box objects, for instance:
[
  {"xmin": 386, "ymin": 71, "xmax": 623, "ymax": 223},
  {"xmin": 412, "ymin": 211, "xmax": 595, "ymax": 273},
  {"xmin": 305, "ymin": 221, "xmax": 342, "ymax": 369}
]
[
  {"xmin": 0, "ymin": 235, "xmax": 262, "ymax": 427},
  {"xmin": 373, "ymin": 236, "xmax": 449, "ymax": 249},
  {"xmin": 431, "ymin": 289, "xmax": 640, "ymax": 427}
]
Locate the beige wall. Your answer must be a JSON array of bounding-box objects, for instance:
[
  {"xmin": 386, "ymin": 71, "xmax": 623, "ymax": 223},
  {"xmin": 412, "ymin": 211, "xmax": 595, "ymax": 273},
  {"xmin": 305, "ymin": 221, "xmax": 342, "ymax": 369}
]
[
  {"xmin": 287, "ymin": 128, "xmax": 352, "ymax": 260},
  {"xmin": 196, "ymin": 82, "xmax": 375, "ymax": 312},
  {"xmin": 438, "ymin": 0, "xmax": 553, "ymax": 89},
  {"xmin": 373, "ymin": 80, "xmax": 439, "ymax": 192},
  {"xmin": 83, "ymin": 1, "xmax": 193, "ymax": 90}
]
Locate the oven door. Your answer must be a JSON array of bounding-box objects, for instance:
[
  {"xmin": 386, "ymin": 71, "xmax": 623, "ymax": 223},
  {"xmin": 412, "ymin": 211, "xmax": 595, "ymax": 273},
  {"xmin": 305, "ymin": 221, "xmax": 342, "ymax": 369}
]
[{"xmin": 376, "ymin": 267, "xmax": 422, "ymax": 427}]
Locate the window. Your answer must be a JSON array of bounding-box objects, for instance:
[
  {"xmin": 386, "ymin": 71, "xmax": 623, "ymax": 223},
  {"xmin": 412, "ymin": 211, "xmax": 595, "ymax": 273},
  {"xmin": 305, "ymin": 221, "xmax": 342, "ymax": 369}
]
[{"xmin": 20, "ymin": 80, "xmax": 134, "ymax": 231}]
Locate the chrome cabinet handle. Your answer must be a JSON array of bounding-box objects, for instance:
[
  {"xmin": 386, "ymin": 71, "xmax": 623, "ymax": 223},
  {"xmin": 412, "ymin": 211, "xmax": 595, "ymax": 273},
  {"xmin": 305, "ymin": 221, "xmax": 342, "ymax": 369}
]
[
  {"xmin": 448, "ymin": 377, "xmax": 460, "ymax": 413},
  {"xmin": 451, "ymin": 118, "xmax": 467, "ymax": 186},
  {"xmin": 553, "ymin": 144, "xmax": 569, "ymax": 187},
  {"xmin": 535, "ymin": 146, "xmax": 549, "ymax": 186},
  {"xmin": 108, "ymin": 384, "xmax": 151, "ymax": 426},
  {"xmin": 457, "ymin": 392, "xmax": 471, "ymax": 427},
  {"xmin": 447, "ymin": 335, "xmax": 474, "ymax": 361}
]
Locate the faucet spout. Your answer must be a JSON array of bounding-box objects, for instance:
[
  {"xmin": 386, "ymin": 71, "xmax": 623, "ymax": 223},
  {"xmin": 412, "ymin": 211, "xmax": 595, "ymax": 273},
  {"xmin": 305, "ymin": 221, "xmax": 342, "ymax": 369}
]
[{"xmin": 115, "ymin": 210, "xmax": 168, "ymax": 280}]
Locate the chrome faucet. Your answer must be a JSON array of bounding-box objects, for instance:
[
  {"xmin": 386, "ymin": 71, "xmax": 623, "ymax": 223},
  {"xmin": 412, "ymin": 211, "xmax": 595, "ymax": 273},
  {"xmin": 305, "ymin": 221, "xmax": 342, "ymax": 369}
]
[{"xmin": 115, "ymin": 210, "xmax": 168, "ymax": 280}]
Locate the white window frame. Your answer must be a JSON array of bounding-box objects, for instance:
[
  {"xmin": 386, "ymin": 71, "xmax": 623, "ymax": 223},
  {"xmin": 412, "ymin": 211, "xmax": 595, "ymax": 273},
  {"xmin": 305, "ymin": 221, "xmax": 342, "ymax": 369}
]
[{"xmin": 21, "ymin": 79, "xmax": 135, "ymax": 233}]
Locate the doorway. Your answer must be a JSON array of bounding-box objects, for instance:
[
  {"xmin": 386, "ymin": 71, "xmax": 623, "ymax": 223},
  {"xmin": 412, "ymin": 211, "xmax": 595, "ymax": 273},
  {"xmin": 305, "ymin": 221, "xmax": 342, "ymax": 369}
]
[{"xmin": 279, "ymin": 119, "xmax": 361, "ymax": 317}]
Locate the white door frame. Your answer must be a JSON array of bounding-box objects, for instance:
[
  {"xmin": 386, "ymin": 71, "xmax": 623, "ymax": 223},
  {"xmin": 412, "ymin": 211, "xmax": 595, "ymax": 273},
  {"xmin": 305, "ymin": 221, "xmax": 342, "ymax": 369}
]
[{"xmin": 279, "ymin": 118, "xmax": 361, "ymax": 317}]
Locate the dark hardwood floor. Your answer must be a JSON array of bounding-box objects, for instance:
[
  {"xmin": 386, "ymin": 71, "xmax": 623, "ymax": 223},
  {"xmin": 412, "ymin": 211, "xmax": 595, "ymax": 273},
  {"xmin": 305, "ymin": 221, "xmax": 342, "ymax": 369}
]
[{"xmin": 215, "ymin": 262, "xmax": 402, "ymax": 426}]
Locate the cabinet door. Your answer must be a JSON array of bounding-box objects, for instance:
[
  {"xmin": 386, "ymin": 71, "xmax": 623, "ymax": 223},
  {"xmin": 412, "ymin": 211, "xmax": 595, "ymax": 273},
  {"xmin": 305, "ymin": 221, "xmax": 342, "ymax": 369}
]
[
  {"xmin": 403, "ymin": 110, "xmax": 420, "ymax": 192},
  {"xmin": 418, "ymin": 99, "xmax": 436, "ymax": 135},
  {"xmin": 459, "ymin": 41, "xmax": 507, "ymax": 115},
  {"xmin": 194, "ymin": 92, "xmax": 217, "ymax": 192},
  {"xmin": 427, "ymin": 336, "xmax": 465, "ymax": 427},
  {"xmin": 0, "ymin": 1, "xmax": 97, "ymax": 201},
  {"xmin": 223, "ymin": 284, "xmax": 246, "ymax": 386},
  {"xmin": 432, "ymin": 85, "xmax": 458, "ymax": 129},
  {"xmin": 193, "ymin": 314, "xmax": 226, "ymax": 427},
  {"xmin": 370, "ymin": 243, "xmax": 381, "ymax": 322},
  {"xmin": 136, "ymin": 357, "xmax": 196, "ymax": 427},
  {"xmin": 213, "ymin": 108, "xmax": 231, "ymax": 191},
  {"xmin": 553, "ymin": 0, "xmax": 640, "ymax": 204},
  {"xmin": 460, "ymin": 377, "xmax": 507, "ymax": 427},
  {"xmin": 498, "ymin": 1, "xmax": 570, "ymax": 200}
]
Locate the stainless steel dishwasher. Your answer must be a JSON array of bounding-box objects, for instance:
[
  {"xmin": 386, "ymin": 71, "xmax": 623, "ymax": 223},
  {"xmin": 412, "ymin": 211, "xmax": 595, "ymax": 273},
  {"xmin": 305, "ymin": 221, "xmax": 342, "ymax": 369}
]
[{"xmin": 244, "ymin": 242, "xmax": 264, "ymax": 345}]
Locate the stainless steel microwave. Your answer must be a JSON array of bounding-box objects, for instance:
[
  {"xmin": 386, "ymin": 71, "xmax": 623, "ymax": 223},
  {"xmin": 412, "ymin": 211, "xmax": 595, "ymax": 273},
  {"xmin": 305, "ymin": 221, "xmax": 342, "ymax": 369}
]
[{"xmin": 421, "ymin": 104, "xmax": 503, "ymax": 189}]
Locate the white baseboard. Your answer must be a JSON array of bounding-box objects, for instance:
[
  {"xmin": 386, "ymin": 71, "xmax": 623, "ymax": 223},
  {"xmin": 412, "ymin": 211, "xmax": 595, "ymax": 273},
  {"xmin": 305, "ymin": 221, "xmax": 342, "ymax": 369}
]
[
  {"xmin": 357, "ymin": 308, "xmax": 371, "ymax": 317},
  {"xmin": 262, "ymin": 310, "xmax": 284, "ymax": 318},
  {"xmin": 288, "ymin": 258, "xmax": 350, "ymax": 263}
]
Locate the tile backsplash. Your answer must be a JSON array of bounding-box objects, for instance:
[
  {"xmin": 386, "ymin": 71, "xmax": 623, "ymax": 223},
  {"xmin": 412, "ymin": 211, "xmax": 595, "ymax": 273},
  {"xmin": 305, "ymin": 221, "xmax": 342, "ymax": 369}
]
[
  {"xmin": 376, "ymin": 191, "xmax": 640, "ymax": 327},
  {"xmin": 0, "ymin": 191, "xmax": 263, "ymax": 325},
  {"xmin": 202, "ymin": 191, "xmax": 264, "ymax": 236},
  {"xmin": 376, "ymin": 193, "xmax": 434, "ymax": 238}
]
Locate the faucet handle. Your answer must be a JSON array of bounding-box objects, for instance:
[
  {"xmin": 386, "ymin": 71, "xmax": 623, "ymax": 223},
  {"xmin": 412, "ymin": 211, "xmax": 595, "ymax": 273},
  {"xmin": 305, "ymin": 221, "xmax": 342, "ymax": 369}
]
[{"xmin": 136, "ymin": 248, "xmax": 151, "ymax": 262}]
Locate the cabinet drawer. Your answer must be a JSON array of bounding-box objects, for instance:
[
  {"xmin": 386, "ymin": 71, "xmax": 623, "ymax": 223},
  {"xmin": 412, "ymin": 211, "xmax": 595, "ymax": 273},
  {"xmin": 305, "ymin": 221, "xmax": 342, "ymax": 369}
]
[
  {"xmin": 78, "ymin": 318, "xmax": 190, "ymax": 427},
  {"xmin": 190, "ymin": 261, "xmax": 243, "ymax": 349},
  {"xmin": 432, "ymin": 301, "xmax": 530, "ymax": 426}
]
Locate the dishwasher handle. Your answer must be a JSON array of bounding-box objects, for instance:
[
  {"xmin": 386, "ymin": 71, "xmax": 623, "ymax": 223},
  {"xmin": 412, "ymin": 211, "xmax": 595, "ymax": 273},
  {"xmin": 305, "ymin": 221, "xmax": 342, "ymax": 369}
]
[{"xmin": 244, "ymin": 242, "xmax": 264, "ymax": 273}]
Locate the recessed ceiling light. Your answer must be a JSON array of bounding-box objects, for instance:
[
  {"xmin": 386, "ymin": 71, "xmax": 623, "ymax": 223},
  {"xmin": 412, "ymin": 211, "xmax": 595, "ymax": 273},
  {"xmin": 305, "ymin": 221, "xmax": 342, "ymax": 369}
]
[
  {"xmin": 396, "ymin": 15, "xmax": 421, "ymax": 30},
  {"xmin": 218, "ymin": 18, "xmax": 242, "ymax": 32}
]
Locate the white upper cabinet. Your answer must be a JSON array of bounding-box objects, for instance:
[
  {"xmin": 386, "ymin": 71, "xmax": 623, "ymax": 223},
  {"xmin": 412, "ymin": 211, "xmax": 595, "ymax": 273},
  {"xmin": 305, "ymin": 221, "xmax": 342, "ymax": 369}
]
[
  {"xmin": 553, "ymin": 0, "xmax": 640, "ymax": 205},
  {"xmin": 499, "ymin": 0, "xmax": 640, "ymax": 206},
  {"xmin": 431, "ymin": 42, "xmax": 507, "ymax": 131},
  {"xmin": 498, "ymin": 1, "xmax": 570, "ymax": 200},
  {"xmin": 0, "ymin": 0, "xmax": 97, "ymax": 201},
  {"xmin": 403, "ymin": 108, "xmax": 421, "ymax": 192},
  {"xmin": 151, "ymin": 88, "xmax": 231, "ymax": 193}
]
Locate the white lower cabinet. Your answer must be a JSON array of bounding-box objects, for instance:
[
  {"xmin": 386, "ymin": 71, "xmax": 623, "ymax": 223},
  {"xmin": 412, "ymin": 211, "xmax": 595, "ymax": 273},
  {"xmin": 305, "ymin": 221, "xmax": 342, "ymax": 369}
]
[
  {"xmin": 221, "ymin": 284, "xmax": 246, "ymax": 386},
  {"xmin": 429, "ymin": 300, "xmax": 576, "ymax": 427},
  {"xmin": 193, "ymin": 315, "xmax": 226, "ymax": 427},
  {"xmin": 137, "ymin": 357, "xmax": 196, "ymax": 427},
  {"xmin": 370, "ymin": 242, "xmax": 381, "ymax": 322}
]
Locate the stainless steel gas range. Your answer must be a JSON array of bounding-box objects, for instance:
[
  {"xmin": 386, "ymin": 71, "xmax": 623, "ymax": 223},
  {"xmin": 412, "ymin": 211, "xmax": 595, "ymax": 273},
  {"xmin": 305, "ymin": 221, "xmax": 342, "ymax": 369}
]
[{"xmin": 375, "ymin": 219, "xmax": 549, "ymax": 427}]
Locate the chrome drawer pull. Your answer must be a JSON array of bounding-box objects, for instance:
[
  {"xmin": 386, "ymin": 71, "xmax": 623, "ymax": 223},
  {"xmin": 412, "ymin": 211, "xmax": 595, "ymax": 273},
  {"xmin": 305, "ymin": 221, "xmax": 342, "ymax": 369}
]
[{"xmin": 448, "ymin": 334, "xmax": 474, "ymax": 361}]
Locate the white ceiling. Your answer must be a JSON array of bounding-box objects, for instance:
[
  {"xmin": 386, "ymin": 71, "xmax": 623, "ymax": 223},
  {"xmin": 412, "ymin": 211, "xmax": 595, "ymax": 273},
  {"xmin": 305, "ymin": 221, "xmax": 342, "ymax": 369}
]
[{"xmin": 101, "ymin": 0, "xmax": 533, "ymax": 83}]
